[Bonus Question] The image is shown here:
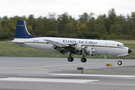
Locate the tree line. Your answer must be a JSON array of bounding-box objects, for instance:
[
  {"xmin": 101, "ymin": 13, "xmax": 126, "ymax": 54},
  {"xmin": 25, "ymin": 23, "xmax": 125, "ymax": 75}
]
[{"xmin": 0, "ymin": 8, "xmax": 135, "ymax": 40}]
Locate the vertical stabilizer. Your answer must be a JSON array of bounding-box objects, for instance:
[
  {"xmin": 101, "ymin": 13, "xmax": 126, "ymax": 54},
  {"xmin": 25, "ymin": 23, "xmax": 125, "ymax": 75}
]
[{"xmin": 15, "ymin": 20, "xmax": 35, "ymax": 38}]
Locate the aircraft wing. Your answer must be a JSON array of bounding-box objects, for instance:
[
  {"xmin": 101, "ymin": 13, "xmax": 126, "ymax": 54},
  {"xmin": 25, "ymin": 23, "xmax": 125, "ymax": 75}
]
[{"xmin": 44, "ymin": 39, "xmax": 69, "ymax": 47}]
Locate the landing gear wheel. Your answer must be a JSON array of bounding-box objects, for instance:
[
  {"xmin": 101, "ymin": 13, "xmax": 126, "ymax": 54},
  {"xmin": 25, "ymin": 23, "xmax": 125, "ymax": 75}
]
[
  {"xmin": 117, "ymin": 60, "xmax": 122, "ymax": 66},
  {"xmin": 68, "ymin": 57, "xmax": 74, "ymax": 62},
  {"xmin": 81, "ymin": 58, "xmax": 87, "ymax": 63}
]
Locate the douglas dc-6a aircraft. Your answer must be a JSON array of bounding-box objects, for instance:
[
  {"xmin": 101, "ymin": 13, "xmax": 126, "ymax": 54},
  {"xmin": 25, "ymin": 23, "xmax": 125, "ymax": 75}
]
[{"xmin": 12, "ymin": 20, "xmax": 132, "ymax": 66}]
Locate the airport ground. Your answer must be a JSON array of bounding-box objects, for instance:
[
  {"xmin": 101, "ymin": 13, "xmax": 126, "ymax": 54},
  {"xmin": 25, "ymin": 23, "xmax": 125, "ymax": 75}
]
[{"xmin": 0, "ymin": 57, "xmax": 135, "ymax": 90}]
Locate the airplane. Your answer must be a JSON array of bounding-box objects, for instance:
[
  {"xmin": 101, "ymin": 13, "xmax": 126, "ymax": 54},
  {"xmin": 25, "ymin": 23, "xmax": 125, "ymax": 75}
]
[{"xmin": 12, "ymin": 20, "xmax": 132, "ymax": 66}]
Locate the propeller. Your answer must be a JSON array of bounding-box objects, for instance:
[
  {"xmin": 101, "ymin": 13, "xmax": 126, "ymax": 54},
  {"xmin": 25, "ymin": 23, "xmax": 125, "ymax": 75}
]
[
  {"xmin": 88, "ymin": 47, "xmax": 93, "ymax": 56},
  {"xmin": 81, "ymin": 46, "xmax": 85, "ymax": 55}
]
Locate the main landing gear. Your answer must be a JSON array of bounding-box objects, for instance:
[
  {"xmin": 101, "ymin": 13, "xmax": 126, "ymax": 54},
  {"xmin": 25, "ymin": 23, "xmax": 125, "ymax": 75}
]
[
  {"xmin": 67, "ymin": 53, "xmax": 74, "ymax": 62},
  {"xmin": 67, "ymin": 53, "xmax": 87, "ymax": 63},
  {"xmin": 81, "ymin": 58, "xmax": 87, "ymax": 63},
  {"xmin": 68, "ymin": 57, "xmax": 74, "ymax": 62},
  {"xmin": 117, "ymin": 58, "xmax": 122, "ymax": 66},
  {"xmin": 81, "ymin": 55, "xmax": 87, "ymax": 63}
]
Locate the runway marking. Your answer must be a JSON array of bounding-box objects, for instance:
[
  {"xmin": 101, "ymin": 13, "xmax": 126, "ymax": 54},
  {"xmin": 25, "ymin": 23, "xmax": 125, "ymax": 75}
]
[
  {"xmin": 0, "ymin": 63, "xmax": 94, "ymax": 70},
  {"xmin": 52, "ymin": 73, "xmax": 135, "ymax": 78},
  {"xmin": 0, "ymin": 77, "xmax": 98, "ymax": 84},
  {"xmin": 39, "ymin": 63, "xmax": 94, "ymax": 68},
  {"xmin": 0, "ymin": 61, "xmax": 135, "ymax": 70},
  {"xmin": 87, "ymin": 83, "xmax": 135, "ymax": 86}
]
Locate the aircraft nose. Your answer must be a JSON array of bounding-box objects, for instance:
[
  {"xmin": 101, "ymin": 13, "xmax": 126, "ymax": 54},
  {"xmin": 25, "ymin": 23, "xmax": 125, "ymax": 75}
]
[{"xmin": 128, "ymin": 48, "xmax": 132, "ymax": 53}]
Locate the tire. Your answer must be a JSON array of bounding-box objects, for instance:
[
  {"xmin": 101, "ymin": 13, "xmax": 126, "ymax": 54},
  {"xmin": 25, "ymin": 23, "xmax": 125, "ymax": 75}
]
[
  {"xmin": 81, "ymin": 58, "xmax": 87, "ymax": 63},
  {"xmin": 117, "ymin": 60, "xmax": 122, "ymax": 66},
  {"xmin": 68, "ymin": 57, "xmax": 74, "ymax": 62}
]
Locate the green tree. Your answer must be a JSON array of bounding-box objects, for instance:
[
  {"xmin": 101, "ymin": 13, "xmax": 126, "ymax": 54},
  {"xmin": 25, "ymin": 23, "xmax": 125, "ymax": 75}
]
[
  {"xmin": 129, "ymin": 12, "xmax": 135, "ymax": 36},
  {"xmin": 94, "ymin": 15, "xmax": 108, "ymax": 37},
  {"xmin": 27, "ymin": 15, "xmax": 36, "ymax": 35},
  {"xmin": 57, "ymin": 12, "xmax": 71, "ymax": 36},
  {"xmin": 108, "ymin": 8, "xmax": 116, "ymax": 24},
  {"xmin": 78, "ymin": 12, "xmax": 94, "ymax": 22},
  {"xmin": 63, "ymin": 18, "xmax": 77, "ymax": 38}
]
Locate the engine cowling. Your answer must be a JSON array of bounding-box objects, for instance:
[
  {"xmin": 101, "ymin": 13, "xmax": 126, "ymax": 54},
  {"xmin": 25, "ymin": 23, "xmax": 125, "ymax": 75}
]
[
  {"xmin": 74, "ymin": 45, "xmax": 95, "ymax": 56},
  {"xmin": 85, "ymin": 46, "xmax": 95, "ymax": 56},
  {"xmin": 73, "ymin": 44, "xmax": 85, "ymax": 55},
  {"xmin": 74, "ymin": 44, "xmax": 82, "ymax": 51}
]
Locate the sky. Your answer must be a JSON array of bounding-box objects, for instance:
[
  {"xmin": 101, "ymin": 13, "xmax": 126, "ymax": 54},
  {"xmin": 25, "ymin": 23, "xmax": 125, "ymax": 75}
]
[{"xmin": 0, "ymin": 0, "xmax": 135, "ymax": 19}]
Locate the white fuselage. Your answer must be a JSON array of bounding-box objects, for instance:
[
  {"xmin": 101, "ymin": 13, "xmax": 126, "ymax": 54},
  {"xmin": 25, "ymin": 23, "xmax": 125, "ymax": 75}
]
[{"xmin": 12, "ymin": 37, "xmax": 129, "ymax": 57}]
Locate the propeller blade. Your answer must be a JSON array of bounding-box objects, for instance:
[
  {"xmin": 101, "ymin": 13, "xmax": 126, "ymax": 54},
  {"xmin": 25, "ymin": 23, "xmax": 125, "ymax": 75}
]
[{"xmin": 81, "ymin": 46, "xmax": 85, "ymax": 55}]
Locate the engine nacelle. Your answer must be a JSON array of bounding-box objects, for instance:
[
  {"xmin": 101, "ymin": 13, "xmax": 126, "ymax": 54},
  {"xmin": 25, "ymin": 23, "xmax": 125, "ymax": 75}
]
[
  {"xmin": 74, "ymin": 44, "xmax": 82, "ymax": 51},
  {"xmin": 73, "ymin": 44, "xmax": 96, "ymax": 56},
  {"xmin": 85, "ymin": 46, "xmax": 91, "ymax": 54},
  {"xmin": 74, "ymin": 44, "xmax": 95, "ymax": 56},
  {"xmin": 85, "ymin": 46, "xmax": 95, "ymax": 56}
]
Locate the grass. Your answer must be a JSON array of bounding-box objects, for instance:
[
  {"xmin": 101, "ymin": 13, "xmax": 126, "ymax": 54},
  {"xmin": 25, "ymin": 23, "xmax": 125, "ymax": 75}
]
[{"xmin": 0, "ymin": 40, "xmax": 134, "ymax": 59}]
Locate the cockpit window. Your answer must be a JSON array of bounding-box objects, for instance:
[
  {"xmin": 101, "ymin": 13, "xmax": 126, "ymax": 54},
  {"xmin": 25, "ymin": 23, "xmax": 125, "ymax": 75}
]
[{"xmin": 117, "ymin": 44, "xmax": 124, "ymax": 47}]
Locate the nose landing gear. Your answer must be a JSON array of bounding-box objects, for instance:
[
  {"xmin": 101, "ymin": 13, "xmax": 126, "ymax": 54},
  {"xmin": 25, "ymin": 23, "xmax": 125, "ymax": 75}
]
[{"xmin": 117, "ymin": 58, "xmax": 122, "ymax": 66}]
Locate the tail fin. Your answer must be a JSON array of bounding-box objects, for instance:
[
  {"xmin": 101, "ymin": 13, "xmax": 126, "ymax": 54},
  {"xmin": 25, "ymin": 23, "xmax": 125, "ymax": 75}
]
[{"xmin": 15, "ymin": 20, "xmax": 35, "ymax": 38}]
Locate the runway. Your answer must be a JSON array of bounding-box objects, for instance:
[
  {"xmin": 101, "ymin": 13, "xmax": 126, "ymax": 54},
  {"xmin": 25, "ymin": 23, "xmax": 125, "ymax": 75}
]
[{"xmin": 0, "ymin": 57, "xmax": 135, "ymax": 90}]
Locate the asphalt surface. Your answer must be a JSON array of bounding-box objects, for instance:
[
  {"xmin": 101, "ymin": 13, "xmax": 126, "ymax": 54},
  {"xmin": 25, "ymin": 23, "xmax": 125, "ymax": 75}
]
[{"xmin": 0, "ymin": 57, "xmax": 135, "ymax": 90}]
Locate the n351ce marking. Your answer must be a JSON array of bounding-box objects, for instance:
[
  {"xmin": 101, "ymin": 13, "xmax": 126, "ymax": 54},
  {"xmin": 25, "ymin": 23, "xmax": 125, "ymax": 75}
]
[{"xmin": 12, "ymin": 20, "xmax": 132, "ymax": 66}]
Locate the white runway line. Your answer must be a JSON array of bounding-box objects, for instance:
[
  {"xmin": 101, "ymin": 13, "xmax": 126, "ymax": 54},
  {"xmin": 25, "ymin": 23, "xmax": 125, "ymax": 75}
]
[
  {"xmin": 87, "ymin": 83, "xmax": 135, "ymax": 86},
  {"xmin": 52, "ymin": 73, "xmax": 135, "ymax": 78},
  {"xmin": 0, "ymin": 77, "xmax": 99, "ymax": 84}
]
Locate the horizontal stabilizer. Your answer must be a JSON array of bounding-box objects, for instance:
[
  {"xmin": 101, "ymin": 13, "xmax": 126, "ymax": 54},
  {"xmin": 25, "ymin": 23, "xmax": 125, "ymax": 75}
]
[{"xmin": 11, "ymin": 41, "xmax": 25, "ymax": 44}]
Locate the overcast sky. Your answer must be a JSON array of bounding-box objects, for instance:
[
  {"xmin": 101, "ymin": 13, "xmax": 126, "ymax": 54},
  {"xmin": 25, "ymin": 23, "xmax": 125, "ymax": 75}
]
[{"xmin": 0, "ymin": 0, "xmax": 135, "ymax": 19}]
